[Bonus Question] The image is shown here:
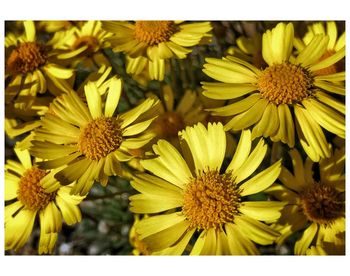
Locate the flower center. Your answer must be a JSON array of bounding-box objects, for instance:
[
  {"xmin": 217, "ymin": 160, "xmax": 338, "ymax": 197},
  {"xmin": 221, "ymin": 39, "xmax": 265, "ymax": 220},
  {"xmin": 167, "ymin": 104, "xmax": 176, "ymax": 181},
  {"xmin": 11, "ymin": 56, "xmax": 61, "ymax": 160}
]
[
  {"xmin": 134, "ymin": 21, "xmax": 176, "ymax": 46},
  {"xmin": 72, "ymin": 35, "xmax": 100, "ymax": 55},
  {"xmin": 153, "ymin": 111, "xmax": 185, "ymax": 139},
  {"xmin": 257, "ymin": 62, "xmax": 313, "ymax": 105},
  {"xmin": 7, "ymin": 42, "xmax": 47, "ymax": 75},
  {"xmin": 17, "ymin": 167, "xmax": 56, "ymax": 210},
  {"xmin": 78, "ymin": 117, "xmax": 123, "ymax": 160},
  {"xmin": 315, "ymin": 50, "xmax": 343, "ymax": 76},
  {"xmin": 182, "ymin": 170, "xmax": 241, "ymax": 230},
  {"xmin": 300, "ymin": 183, "xmax": 344, "ymax": 225}
]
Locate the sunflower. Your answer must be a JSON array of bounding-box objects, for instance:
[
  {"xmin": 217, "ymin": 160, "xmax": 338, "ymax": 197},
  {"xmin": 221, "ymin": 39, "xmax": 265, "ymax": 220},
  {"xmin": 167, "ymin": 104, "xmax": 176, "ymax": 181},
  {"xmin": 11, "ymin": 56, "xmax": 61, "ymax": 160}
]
[
  {"xmin": 5, "ymin": 146, "xmax": 84, "ymax": 254},
  {"xmin": 49, "ymin": 20, "xmax": 112, "ymax": 68},
  {"xmin": 30, "ymin": 77, "xmax": 158, "ymax": 195},
  {"xmin": 202, "ymin": 22, "xmax": 345, "ymax": 162},
  {"xmin": 266, "ymin": 147, "xmax": 345, "ymax": 255},
  {"xmin": 102, "ymin": 21, "xmax": 212, "ymax": 80},
  {"xmin": 5, "ymin": 20, "xmax": 74, "ymax": 108},
  {"xmin": 129, "ymin": 122, "xmax": 284, "ymax": 255}
]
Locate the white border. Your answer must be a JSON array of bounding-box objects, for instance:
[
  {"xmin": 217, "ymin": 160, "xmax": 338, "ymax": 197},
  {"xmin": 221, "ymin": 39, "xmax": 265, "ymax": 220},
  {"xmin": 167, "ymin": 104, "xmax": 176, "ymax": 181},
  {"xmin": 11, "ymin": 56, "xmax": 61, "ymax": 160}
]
[{"xmin": 1, "ymin": 1, "xmax": 349, "ymax": 275}]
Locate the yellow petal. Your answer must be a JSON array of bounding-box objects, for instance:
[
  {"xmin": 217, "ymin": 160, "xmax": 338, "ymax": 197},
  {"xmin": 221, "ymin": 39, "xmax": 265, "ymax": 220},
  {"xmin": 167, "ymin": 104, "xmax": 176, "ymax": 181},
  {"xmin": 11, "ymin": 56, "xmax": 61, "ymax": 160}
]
[
  {"xmin": 39, "ymin": 202, "xmax": 62, "ymax": 233},
  {"xmin": 309, "ymin": 47, "xmax": 345, "ymax": 72},
  {"xmin": 294, "ymin": 223, "xmax": 318, "ymax": 255},
  {"xmin": 5, "ymin": 209, "xmax": 36, "ymax": 251},
  {"xmin": 302, "ymin": 98, "xmax": 345, "ymax": 138},
  {"xmin": 5, "ymin": 174, "xmax": 19, "ymax": 201},
  {"xmin": 38, "ymin": 232, "xmax": 58, "ymax": 255},
  {"xmin": 240, "ymin": 201, "xmax": 286, "ymax": 222},
  {"xmin": 141, "ymin": 140, "xmax": 191, "ymax": 189},
  {"xmin": 225, "ymin": 223, "xmax": 259, "ymax": 255},
  {"xmin": 232, "ymin": 138, "xmax": 267, "ymax": 184},
  {"xmin": 44, "ymin": 64, "xmax": 74, "ymax": 79},
  {"xmin": 240, "ymin": 159, "xmax": 282, "ymax": 196},
  {"xmin": 130, "ymin": 193, "xmax": 183, "ymax": 213},
  {"xmin": 120, "ymin": 98, "xmax": 157, "ymax": 128},
  {"xmin": 142, "ymin": 219, "xmax": 190, "ymax": 252},
  {"xmin": 104, "ymin": 77, "xmax": 122, "ymax": 117},
  {"xmin": 56, "ymin": 194, "xmax": 82, "ymax": 225},
  {"xmin": 136, "ymin": 212, "xmax": 186, "ymax": 239},
  {"xmin": 14, "ymin": 147, "xmax": 32, "ymax": 169},
  {"xmin": 202, "ymin": 82, "xmax": 258, "ymax": 100},
  {"xmin": 234, "ymin": 215, "xmax": 280, "ymax": 245},
  {"xmin": 224, "ymin": 98, "xmax": 268, "ymax": 131},
  {"xmin": 148, "ymin": 59, "xmax": 165, "ymax": 81},
  {"xmin": 226, "ymin": 129, "xmax": 251, "ymax": 173},
  {"xmin": 85, "ymin": 82, "xmax": 102, "ymax": 119},
  {"xmin": 207, "ymin": 94, "xmax": 260, "ymax": 117},
  {"xmin": 24, "ymin": 20, "xmax": 36, "ymax": 42},
  {"xmin": 153, "ymin": 228, "xmax": 195, "ymax": 255}
]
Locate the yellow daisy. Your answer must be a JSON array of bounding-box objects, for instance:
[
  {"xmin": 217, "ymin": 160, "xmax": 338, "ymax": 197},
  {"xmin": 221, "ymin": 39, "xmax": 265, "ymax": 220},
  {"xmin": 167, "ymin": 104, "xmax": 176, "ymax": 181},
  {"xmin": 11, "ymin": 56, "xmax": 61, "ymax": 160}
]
[
  {"xmin": 294, "ymin": 21, "xmax": 345, "ymax": 76},
  {"xmin": 5, "ymin": 20, "xmax": 74, "ymax": 107},
  {"xmin": 130, "ymin": 122, "xmax": 284, "ymax": 255},
  {"xmin": 266, "ymin": 147, "xmax": 345, "ymax": 255},
  {"xmin": 202, "ymin": 22, "xmax": 345, "ymax": 162},
  {"xmin": 226, "ymin": 33, "xmax": 266, "ymax": 69},
  {"xmin": 49, "ymin": 20, "xmax": 112, "ymax": 68},
  {"xmin": 5, "ymin": 146, "xmax": 84, "ymax": 254},
  {"xmin": 102, "ymin": 21, "xmax": 212, "ymax": 80},
  {"xmin": 149, "ymin": 85, "xmax": 207, "ymax": 142},
  {"xmin": 30, "ymin": 77, "xmax": 158, "ymax": 195}
]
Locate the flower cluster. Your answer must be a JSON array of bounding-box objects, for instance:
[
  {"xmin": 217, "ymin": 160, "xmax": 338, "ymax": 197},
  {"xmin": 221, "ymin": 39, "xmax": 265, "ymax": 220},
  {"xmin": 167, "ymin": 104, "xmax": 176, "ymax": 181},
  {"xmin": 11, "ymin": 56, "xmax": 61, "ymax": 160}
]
[{"xmin": 4, "ymin": 20, "xmax": 345, "ymax": 255}]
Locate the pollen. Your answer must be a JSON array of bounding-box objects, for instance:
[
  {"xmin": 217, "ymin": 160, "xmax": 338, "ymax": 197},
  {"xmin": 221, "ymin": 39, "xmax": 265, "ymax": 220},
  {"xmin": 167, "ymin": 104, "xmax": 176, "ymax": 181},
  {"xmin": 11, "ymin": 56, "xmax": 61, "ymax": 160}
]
[
  {"xmin": 153, "ymin": 111, "xmax": 185, "ymax": 139},
  {"xmin": 134, "ymin": 21, "xmax": 177, "ymax": 46},
  {"xmin": 72, "ymin": 36, "xmax": 100, "ymax": 55},
  {"xmin": 7, "ymin": 42, "xmax": 47, "ymax": 75},
  {"xmin": 300, "ymin": 183, "xmax": 344, "ymax": 225},
  {"xmin": 182, "ymin": 170, "xmax": 241, "ymax": 230},
  {"xmin": 257, "ymin": 62, "xmax": 313, "ymax": 105},
  {"xmin": 78, "ymin": 117, "xmax": 123, "ymax": 160},
  {"xmin": 17, "ymin": 167, "xmax": 55, "ymax": 210}
]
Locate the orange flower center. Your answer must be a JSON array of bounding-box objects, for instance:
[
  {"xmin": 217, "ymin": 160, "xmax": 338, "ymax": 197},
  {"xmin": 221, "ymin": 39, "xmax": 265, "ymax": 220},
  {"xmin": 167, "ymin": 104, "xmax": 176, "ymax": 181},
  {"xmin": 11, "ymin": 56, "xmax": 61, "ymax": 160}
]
[
  {"xmin": 134, "ymin": 21, "xmax": 176, "ymax": 46},
  {"xmin": 183, "ymin": 170, "xmax": 241, "ymax": 230},
  {"xmin": 153, "ymin": 111, "xmax": 185, "ymax": 139},
  {"xmin": 7, "ymin": 42, "xmax": 47, "ymax": 74},
  {"xmin": 300, "ymin": 183, "xmax": 344, "ymax": 225},
  {"xmin": 17, "ymin": 167, "xmax": 55, "ymax": 210},
  {"xmin": 72, "ymin": 35, "xmax": 100, "ymax": 55},
  {"xmin": 78, "ymin": 117, "xmax": 123, "ymax": 160},
  {"xmin": 257, "ymin": 62, "xmax": 313, "ymax": 105}
]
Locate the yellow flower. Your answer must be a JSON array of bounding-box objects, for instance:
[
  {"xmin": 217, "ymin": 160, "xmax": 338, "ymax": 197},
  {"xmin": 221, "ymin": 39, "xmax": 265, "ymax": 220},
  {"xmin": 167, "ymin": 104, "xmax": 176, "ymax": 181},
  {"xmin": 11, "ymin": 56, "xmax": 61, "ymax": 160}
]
[
  {"xmin": 130, "ymin": 122, "xmax": 284, "ymax": 255},
  {"xmin": 30, "ymin": 77, "xmax": 158, "ymax": 195},
  {"xmin": 226, "ymin": 33, "xmax": 266, "ymax": 69},
  {"xmin": 102, "ymin": 21, "xmax": 212, "ymax": 80},
  {"xmin": 5, "ymin": 147, "xmax": 84, "ymax": 254},
  {"xmin": 267, "ymin": 147, "xmax": 345, "ymax": 255},
  {"xmin": 149, "ymin": 85, "xmax": 207, "ymax": 142},
  {"xmin": 294, "ymin": 21, "xmax": 345, "ymax": 76},
  {"xmin": 202, "ymin": 22, "xmax": 345, "ymax": 162},
  {"xmin": 5, "ymin": 21, "xmax": 74, "ymax": 108},
  {"xmin": 49, "ymin": 20, "xmax": 112, "ymax": 68}
]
